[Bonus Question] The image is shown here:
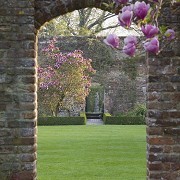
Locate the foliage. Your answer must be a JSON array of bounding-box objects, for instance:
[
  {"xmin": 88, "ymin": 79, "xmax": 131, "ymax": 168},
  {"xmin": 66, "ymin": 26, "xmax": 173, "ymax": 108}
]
[
  {"xmin": 38, "ymin": 39, "xmax": 95, "ymax": 116},
  {"xmin": 38, "ymin": 115, "xmax": 86, "ymax": 126},
  {"xmin": 38, "ymin": 8, "xmax": 118, "ymax": 37},
  {"xmin": 133, "ymin": 103, "xmax": 147, "ymax": 117},
  {"xmin": 103, "ymin": 113, "xmax": 145, "ymax": 125},
  {"xmin": 115, "ymin": 103, "xmax": 147, "ymax": 117},
  {"xmin": 38, "ymin": 125, "xmax": 146, "ymax": 179}
]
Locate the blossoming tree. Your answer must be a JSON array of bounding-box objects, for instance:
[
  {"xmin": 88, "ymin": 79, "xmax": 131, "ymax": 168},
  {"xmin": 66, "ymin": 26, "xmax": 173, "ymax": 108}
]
[
  {"xmin": 103, "ymin": 0, "xmax": 175, "ymax": 56},
  {"xmin": 38, "ymin": 39, "xmax": 95, "ymax": 116}
]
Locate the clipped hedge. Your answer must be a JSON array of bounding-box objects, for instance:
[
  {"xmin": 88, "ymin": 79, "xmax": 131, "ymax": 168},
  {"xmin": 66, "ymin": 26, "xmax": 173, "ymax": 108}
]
[
  {"xmin": 103, "ymin": 113, "xmax": 145, "ymax": 125},
  {"xmin": 38, "ymin": 113, "xmax": 87, "ymax": 126}
]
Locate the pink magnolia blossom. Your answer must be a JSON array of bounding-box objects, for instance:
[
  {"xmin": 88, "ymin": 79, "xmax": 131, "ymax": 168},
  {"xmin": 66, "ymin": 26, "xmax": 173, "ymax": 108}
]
[
  {"xmin": 164, "ymin": 29, "xmax": 175, "ymax": 40},
  {"xmin": 118, "ymin": 10, "xmax": 133, "ymax": 28},
  {"xmin": 122, "ymin": 4, "xmax": 134, "ymax": 12},
  {"xmin": 124, "ymin": 36, "xmax": 137, "ymax": 45},
  {"xmin": 134, "ymin": 1, "xmax": 150, "ymax": 20},
  {"xmin": 144, "ymin": 37, "xmax": 159, "ymax": 54},
  {"xmin": 123, "ymin": 43, "xmax": 136, "ymax": 56},
  {"xmin": 103, "ymin": 34, "xmax": 119, "ymax": 48},
  {"xmin": 141, "ymin": 24, "xmax": 159, "ymax": 38}
]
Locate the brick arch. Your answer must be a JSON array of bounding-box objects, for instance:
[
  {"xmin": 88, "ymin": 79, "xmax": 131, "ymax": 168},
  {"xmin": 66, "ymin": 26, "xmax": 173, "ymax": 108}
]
[
  {"xmin": 34, "ymin": 0, "xmax": 112, "ymax": 30},
  {"xmin": 0, "ymin": 0, "xmax": 179, "ymax": 179}
]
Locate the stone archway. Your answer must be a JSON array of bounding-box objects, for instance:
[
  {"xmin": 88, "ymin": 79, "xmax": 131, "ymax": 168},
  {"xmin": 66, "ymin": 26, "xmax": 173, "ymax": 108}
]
[{"xmin": 0, "ymin": 0, "xmax": 179, "ymax": 179}]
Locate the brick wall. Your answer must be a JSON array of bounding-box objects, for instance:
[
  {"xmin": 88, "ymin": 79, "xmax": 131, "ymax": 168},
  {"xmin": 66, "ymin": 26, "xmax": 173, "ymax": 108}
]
[
  {"xmin": 0, "ymin": 0, "xmax": 179, "ymax": 179},
  {"xmin": 146, "ymin": 2, "xmax": 180, "ymax": 179},
  {"xmin": 0, "ymin": 0, "xmax": 37, "ymax": 179}
]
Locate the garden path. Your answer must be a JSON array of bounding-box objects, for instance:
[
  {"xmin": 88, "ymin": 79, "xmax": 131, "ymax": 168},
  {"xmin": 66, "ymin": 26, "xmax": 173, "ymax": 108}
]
[{"xmin": 86, "ymin": 119, "xmax": 104, "ymax": 125}]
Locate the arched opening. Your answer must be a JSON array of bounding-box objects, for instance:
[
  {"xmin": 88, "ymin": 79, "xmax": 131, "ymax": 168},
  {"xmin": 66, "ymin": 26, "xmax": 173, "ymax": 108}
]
[{"xmin": 36, "ymin": 6, "xmax": 147, "ymax": 179}]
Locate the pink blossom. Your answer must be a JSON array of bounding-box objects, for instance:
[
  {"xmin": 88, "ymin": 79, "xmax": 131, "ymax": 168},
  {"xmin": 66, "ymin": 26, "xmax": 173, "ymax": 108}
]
[
  {"xmin": 123, "ymin": 43, "xmax": 136, "ymax": 56},
  {"xmin": 141, "ymin": 24, "xmax": 159, "ymax": 38},
  {"xmin": 124, "ymin": 36, "xmax": 137, "ymax": 45},
  {"xmin": 144, "ymin": 37, "xmax": 159, "ymax": 54},
  {"xmin": 164, "ymin": 29, "xmax": 175, "ymax": 40},
  {"xmin": 122, "ymin": 4, "xmax": 134, "ymax": 12},
  {"xmin": 103, "ymin": 34, "xmax": 119, "ymax": 48},
  {"xmin": 134, "ymin": 1, "xmax": 150, "ymax": 20},
  {"xmin": 118, "ymin": 10, "xmax": 133, "ymax": 28}
]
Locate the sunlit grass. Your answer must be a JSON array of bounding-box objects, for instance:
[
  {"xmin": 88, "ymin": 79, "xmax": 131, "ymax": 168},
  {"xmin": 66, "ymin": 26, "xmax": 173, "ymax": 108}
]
[{"xmin": 38, "ymin": 125, "xmax": 146, "ymax": 180}]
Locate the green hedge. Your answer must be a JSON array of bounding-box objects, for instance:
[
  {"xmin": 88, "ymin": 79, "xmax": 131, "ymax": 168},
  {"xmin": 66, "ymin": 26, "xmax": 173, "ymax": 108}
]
[
  {"xmin": 103, "ymin": 113, "xmax": 145, "ymax": 125},
  {"xmin": 38, "ymin": 113, "xmax": 87, "ymax": 126}
]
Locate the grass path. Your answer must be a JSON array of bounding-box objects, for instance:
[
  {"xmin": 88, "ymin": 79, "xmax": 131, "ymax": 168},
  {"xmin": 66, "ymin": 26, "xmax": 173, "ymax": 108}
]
[{"xmin": 37, "ymin": 125, "xmax": 146, "ymax": 180}]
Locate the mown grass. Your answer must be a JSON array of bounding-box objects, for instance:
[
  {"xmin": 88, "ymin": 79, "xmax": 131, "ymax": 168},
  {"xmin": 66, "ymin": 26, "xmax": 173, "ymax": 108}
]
[{"xmin": 37, "ymin": 125, "xmax": 146, "ymax": 180}]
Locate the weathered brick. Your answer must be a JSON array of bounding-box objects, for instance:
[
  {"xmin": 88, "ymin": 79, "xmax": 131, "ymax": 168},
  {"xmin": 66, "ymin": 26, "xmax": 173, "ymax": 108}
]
[
  {"xmin": 173, "ymin": 145, "xmax": 180, "ymax": 153},
  {"xmin": 171, "ymin": 163, "xmax": 180, "ymax": 171},
  {"xmin": 20, "ymin": 128, "xmax": 36, "ymax": 137},
  {"xmin": 21, "ymin": 76, "xmax": 36, "ymax": 84},
  {"xmin": 156, "ymin": 119, "xmax": 179, "ymax": 126},
  {"xmin": 13, "ymin": 137, "xmax": 37, "ymax": 145},
  {"xmin": 7, "ymin": 120, "xmax": 36, "ymax": 128},
  {"xmin": 10, "ymin": 171, "xmax": 36, "ymax": 180},
  {"xmin": 146, "ymin": 127, "xmax": 163, "ymax": 135},
  {"xmin": 148, "ymin": 83, "xmax": 176, "ymax": 92},
  {"xmin": 148, "ymin": 146, "xmax": 163, "ymax": 153},
  {"xmin": 18, "ymin": 93, "xmax": 36, "ymax": 102},
  {"xmin": 163, "ymin": 145, "xmax": 173, "ymax": 153},
  {"xmin": 148, "ymin": 162, "xmax": 163, "ymax": 171},
  {"xmin": 0, "ymin": 145, "xmax": 18, "ymax": 154},
  {"xmin": 22, "ymin": 162, "xmax": 36, "ymax": 171},
  {"xmin": 19, "ymin": 102, "xmax": 36, "ymax": 111},
  {"xmin": 0, "ymin": 129, "xmax": 11, "ymax": 137},
  {"xmin": 172, "ymin": 92, "xmax": 180, "ymax": 102},
  {"xmin": 20, "ymin": 153, "xmax": 36, "ymax": 162},
  {"xmin": 148, "ymin": 137, "xmax": 174, "ymax": 145},
  {"xmin": 18, "ymin": 144, "xmax": 37, "ymax": 153},
  {"xmin": 147, "ymin": 91, "xmax": 161, "ymax": 101},
  {"xmin": 171, "ymin": 76, "xmax": 180, "ymax": 82},
  {"xmin": 21, "ymin": 111, "xmax": 36, "ymax": 119},
  {"xmin": 164, "ymin": 127, "xmax": 180, "ymax": 136},
  {"xmin": 0, "ymin": 120, "xmax": 5, "ymax": 128}
]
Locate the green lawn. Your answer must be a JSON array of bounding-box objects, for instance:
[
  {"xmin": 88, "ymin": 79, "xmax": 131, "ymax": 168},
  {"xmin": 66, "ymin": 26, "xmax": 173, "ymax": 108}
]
[{"xmin": 37, "ymin": 125, "xmax": 146, "ymax": 180}]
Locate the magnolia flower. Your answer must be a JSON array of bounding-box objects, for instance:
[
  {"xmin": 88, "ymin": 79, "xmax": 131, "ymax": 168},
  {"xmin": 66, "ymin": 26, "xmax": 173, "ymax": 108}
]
[
  {"xmin": 124, "ymin": 36, "xmax": 137, "ymax": 45},
  {"xmin": 103, "ymin": 34, "xmax": 119, "ymax": 48},
  {"xmin": 123, "ymin": 43, "xmax": 136, "ymax": 56},
  {"xmin": 134, "ymin": 1, "xmax": 150, "ymax": 20},
  {"xmin": 144, "ymin": 37, "xmax": 159, "ymax": 54},
  {"xmin": 141, "ymin": 24, "xmax": 159, "ymax": 38},
  {"xmin": 118, "ymin": 10, "xmax": 133, "ymax": 28},
  {"xmin": 164, "ymin": 29, "xmax": 175, "ymax": 40},
  {"xmin": 122, "ymin": 4, "xmax": 134, "ymax": 12}
]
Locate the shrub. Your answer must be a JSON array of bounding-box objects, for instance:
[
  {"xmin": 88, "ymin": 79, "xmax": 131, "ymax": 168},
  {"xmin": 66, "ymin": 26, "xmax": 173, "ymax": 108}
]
[
  {"xmin": 103, "ymin": 113, "xmax": 145, "ymax": 125},
  {"xmin": 80, "ymin": 112, "xmax": 87, "ymax": 124},
  {"xmin": 103, "ymin": 113, "xmax": 112, "ymax": 124},
  {"xmin": 38, "ymin": 113, "xmax": 86, "ymax": 126},
  {"xmin": 133, "ymin": 104, "xmax": 147, "ymax": 117},
  {"xmin": 115, "ymin": 104, "xmax": 147, "ymax": 118}
]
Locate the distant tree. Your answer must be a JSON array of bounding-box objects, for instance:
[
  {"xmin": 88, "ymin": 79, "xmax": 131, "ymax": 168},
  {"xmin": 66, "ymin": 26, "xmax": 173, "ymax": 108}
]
[
  {"xmin": 38, "ymin": 8, "xmax": 119, "ymax": 37},
  {"xmin": 38, "ymin": 39, "xmax": 95, "ymax": 116}
]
